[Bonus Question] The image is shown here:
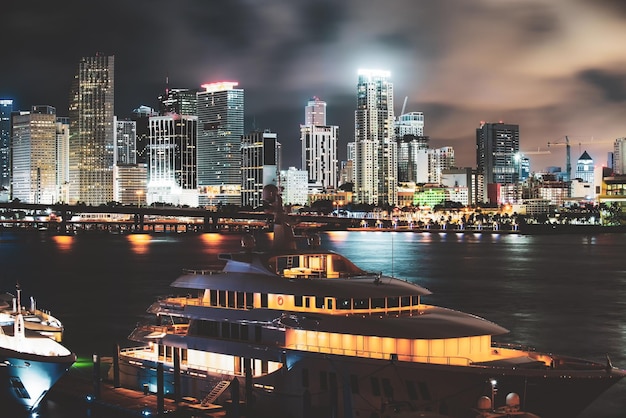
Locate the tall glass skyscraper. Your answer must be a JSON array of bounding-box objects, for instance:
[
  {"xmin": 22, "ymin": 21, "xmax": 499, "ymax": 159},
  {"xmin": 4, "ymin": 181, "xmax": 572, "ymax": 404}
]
[
  {"xmin": 69, "ymin": 55, "xmax": 115, "ymax": 205},
  {"xmin": 354, "ymin": 69, "xmax": 396, "ymax": 205},
  {"xmin": 476, "ymin": 121, "xmax": 520, "ymax": 204},
  {"xmin": 0, "ymin": 99, "xmax": 13, "ymax": 195},
  {"xmin": 301, "ymin": 97, "xmax": 338, "ymax": 190},
  {"xmin": 196, "ymin": 81, "xmax": 244, "ymax": 206}
]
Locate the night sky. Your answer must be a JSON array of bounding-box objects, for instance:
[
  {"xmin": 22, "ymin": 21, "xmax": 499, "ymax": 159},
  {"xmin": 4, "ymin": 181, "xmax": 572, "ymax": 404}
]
[{"xmin": 2, "ymin": 0, "xmax": 626, "ymax": 171}]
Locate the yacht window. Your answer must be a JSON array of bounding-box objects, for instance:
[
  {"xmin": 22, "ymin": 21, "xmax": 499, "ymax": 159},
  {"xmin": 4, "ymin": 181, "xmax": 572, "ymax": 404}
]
[
  {"xmin": 231, "ymin": 323, "xmax": 240, "ymax": 340},
  {"xmin": 401, "ymin": 296, "xmax": 411, "ymax": 307},
  {"xmin": 218, "ymin": 290, "xmax": 226, "ymax": 307},
  {"xmin": 350, "ymin": 375, "xmax": 359, "ymax": 394},
  {"xmin": 326, "ymin": 298, "xmax": 333, "ymax": 310},
  {"xmin": 221, "ymin": 322, "xmax": 230, "ymax": 339},
  {"xmin": 406, "ymin": 380, "xmax": 418, "ymax": 400},
  {"xmin": 210, "ymin": 290, "xmax": 218, "ymax": 306},
  {"xmin": 388, "ymin": 297, "xmax": 399, "ymax": 308},
  {"xmin": 337, "ymin": 298, "xmax": 350, "ymax": 310},
  {"xmin": 246, "ymin": 292, "xmax": 254, "ymax": 309},
  {"xmin": 236, "ymin": 292, "xmax": 245, "ymax": 309},
  {"xmin": 261, "ymin": 293, "xmax": 268, "ymax": 308},
  {"xmin": 382, "ymin": 378, "xmax": 393, "ymax": 398},
  {"xmin": 315, "ymin": 296, "xmax": 324, "ymax": 309},
  {"xmin": 371, "ymin": 377, "xmax": 381, "ymax": 396},
  {"xmin": 419, "ymin": 382, "xmax": 431, "ymax": 400},
  {"xmin": 305, "ymin": 297, "xmax": 310, "ymax": 308},
  {"xmin": 294, "ymin": 295, "xmax": 303, "ymax": 307},
  {"xmin": 412, "ymin": 295, "xmax": 419, "ymax": 305},
  {"xmin": 227, "ymin": 291, "xmax": 235, "ymax": 308},
  {"xmin": 372, "ymin": 298, "xmax": 385, "ymax": 309},
  {"xmin": 354, "ymin": 298, "xmax": 368, "ymax": 310},
  {"xmin": 320, "ymin": 370, "xmax": 328, "ymax": 391}
]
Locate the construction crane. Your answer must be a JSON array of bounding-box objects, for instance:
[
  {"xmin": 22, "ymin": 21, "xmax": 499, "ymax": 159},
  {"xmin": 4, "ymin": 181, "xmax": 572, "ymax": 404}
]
[
  {"xmin": 547, "ymin": 136, "xmax": 571, "ymax": 182},
  {"xmin": 520, "ymin": 147, "xmax": 551, "ymax": 155},
  {"xmin": 548, "ymin": 136, "xmax": 615, "ymax": 183}
]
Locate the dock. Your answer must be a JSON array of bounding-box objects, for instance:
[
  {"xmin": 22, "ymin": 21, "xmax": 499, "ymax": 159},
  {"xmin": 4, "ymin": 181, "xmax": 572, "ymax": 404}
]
[{"xmin": 49, "ymin": 361, "xmax": 230, "ymax": 417}]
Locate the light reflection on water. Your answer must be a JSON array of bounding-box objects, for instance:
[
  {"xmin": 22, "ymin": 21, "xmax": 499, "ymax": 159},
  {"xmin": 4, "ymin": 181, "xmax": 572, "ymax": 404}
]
[{"xmin": 1, "ymin": 230, "xmax": 625, "ymax": 417}]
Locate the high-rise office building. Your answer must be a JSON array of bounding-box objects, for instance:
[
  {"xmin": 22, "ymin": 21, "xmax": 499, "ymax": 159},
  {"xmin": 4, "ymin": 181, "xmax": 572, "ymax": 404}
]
[
  {"xmin": 575, "ymin": 151, "xmax": 594, "ymax": 184},
  {"xmin": 476, "ymin": 121, "xmax": 520, "ymax": 204},
  {"xmin": 158, "ymin": 87, "xmax": 198, "ymax": 116},
  {"xmin": 69, "ymin": 54, "xmax": 115, "ymax": 205},
  {"xmin": 414, "ymin": 147, "xmax": 455, "ymax": 185},
  {"xmin": 279, "ymin": 167, "xmax": 308, "ymax": 206},
  {"xmin": 132, "ymin": 105, "xmax": 157, "ymax": 165},
  {"xmin": 11, "ymin": 106, "xmax": 58, "ymax": 204},
  {"xmin": 114, "ymin": 118, "xmax": 137, "ymax": 165},
  {"xmin": 613, "ymin": 137, "xmax": 626, "ymax": 175},
  {"xmin": 0, "ymin": 99, "xmax": 13, "ymax": 196},
  {"xmin": 354, "ymin": 69, "xmax": 397, "ymax": 205},
  {"xmin": 241, "ymin": 130, "xmax": 279, "ymax": 208},
  {"xmin": 305, "ymin": 96, "xmax": 326, "ymax": 126},
  {"xmin": 197, "ymin": 81, "xmax": 244, "ymax": 206},
  {"xmin": 56, "ymin": 117, "xmax": 70, "ymax": 203},
  {"xmin": 301, "ymin": 97, "xmax": 338, "ymax": 191},
  {"xmin": 147, "ymin": 114, "xmax": 198, "ymax": 206}
]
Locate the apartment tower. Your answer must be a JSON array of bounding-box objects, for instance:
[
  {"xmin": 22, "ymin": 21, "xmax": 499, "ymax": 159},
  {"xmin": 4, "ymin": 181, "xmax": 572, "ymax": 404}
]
[
  {"xmin": 301, "ymin": 97, "xmax": 338, "ymax": 190},
  {"xmin": 354, "ymin": 69, "xmax": 397, "ymax": 205}
]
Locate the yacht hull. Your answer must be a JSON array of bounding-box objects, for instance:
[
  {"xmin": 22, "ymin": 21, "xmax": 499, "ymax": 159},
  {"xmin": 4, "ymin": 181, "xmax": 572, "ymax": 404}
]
[
  {"xmin": 117, "ymin": 347, "xmax": 622, "ymax": 418},
  {"xmin": 0, "ymin": 347, "xmax": 76, "ymax": 411}
]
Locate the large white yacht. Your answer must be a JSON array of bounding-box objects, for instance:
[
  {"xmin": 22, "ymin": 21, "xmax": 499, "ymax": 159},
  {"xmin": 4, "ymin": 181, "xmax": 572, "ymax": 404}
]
[
  {"xmin": 0, "ymin": 285, "xmax": 75, "ymax": 411},
  {"xmin": 116, "ymin": 185, "xmax": 625, "ymax": 418}
]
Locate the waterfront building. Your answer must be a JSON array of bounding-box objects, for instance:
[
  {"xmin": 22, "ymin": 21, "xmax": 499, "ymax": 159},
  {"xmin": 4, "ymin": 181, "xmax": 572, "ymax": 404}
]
[
  {"xmin": 354, "ymin": 69, "xmax": 397, "ymax": 206},
  {"xmin": 197, "ymin": 81, "xmax": 244, "ymax": 206},
  {"xmin": 241, "ymin": 130, "xmax": 279, "ymax": 208},
  {"xmin": 114, "ymin": 163, "xmax": 147, "ymax": 206},
  {"xmin": 132, "ymin": 105, "xmax": 157, "ymax": 165},
  {"xmin": 414, "ymin": 147, "xmax": 455, "ymax": 185},
  {"xmin": 147, "ymin": 113, "xmax": 198, "ymax": 206},
  {"xmin": 158, "ymin": 87, "xmax": 198, "ymax": 116},
  {"xmin": 413, "ymin": 185, "xmax": 446, "ymax": 208},
  {"xmin": 575, "ymin": 150, "xmax": 594, "ymax": 185},
  {"xmin": 56, "ymin": 117, "xmax": 70, "ymax": 203},
  {"xmin": 441, "ymin": 167, "xmax": 474, "ymax": 206},
  {"xmin": 279, "ymin": 167, "xmax": 308, "ymax": 206},
  {"xmin": 11, "ymin": 105, "xmax": 58, "ymax": 204},
  {"xmin": 613, "ymin": 138, "xmax": 626, "ymax": 174},
  {"xmin": 69, "ymin": 54, "xmax": 115, "ymax": 205},
  {"xmin": 476, "ymin": 121, "xmax": 520, "ymax": 204},
  {"xmin": 300, "ymin": 97, "xmax": 338, "ymax": 190},
  {"xmin": 114, "ymin": 118, "xmax": 137, "ymax": 165},
  {"xmin": 0, "ymin": 99, "xmax": 13, "ymax": 198}
]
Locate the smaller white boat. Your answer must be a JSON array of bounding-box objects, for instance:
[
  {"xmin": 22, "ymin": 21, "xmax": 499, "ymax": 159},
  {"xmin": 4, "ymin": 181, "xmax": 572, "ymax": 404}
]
[
  {"xmin": 0, "ymin": 290, "xmax": 64, "ymax": 342},
  {"xmin": 0, "ymin": 284, "xmax": 75, "ymax": 411}
]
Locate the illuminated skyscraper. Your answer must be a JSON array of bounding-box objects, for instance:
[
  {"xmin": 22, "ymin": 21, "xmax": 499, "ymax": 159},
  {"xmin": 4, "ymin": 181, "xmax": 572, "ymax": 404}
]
[
  {"xmin": 0, "ymin": 99, "xmax": 13, "ymax": 195},
  {"xmin": 614, "ymin": 137, "xmax": 626, "ymax": 175},
  {"xmin": 241, "ymin": 130, "xmax": 279, "ymax": 208},
  {"xmin": 301, "ymin": 97, "xmax": 338, "ymax": 190},
  {"xmin": 196, "ymin": 81, "xmax": 244, "ymax": 206},
  {"xmin": 11, "ymin": 106, "xmax": 58, "ymax": 203},
  {"xmin": 476, "ymin": 121, "xmax": 520, "ymax": 204},
  {"xmin": 56, "ymin": 117, "xmax": 70, "ymax": 203},
  {"xmin": 132, "ymin": 105, "xmax": 157, "ymax": 165},
  {"xmin": 114, "ymin": 118, "xmax": 137, "ymax": 165},
  {"xmin": 354, "ymin": 69, "xmax": 396, "ymax": 205},
  {"xmin": 147, "ymin": 114, "xmax": 198, "ymax": 206},
  {"xmin": 158, "ymin": 87, "xmax": 198, "ymax": 116},
  {"xmin": 69, "ymin": 54, "xmax": 115, "ymax": 205}
]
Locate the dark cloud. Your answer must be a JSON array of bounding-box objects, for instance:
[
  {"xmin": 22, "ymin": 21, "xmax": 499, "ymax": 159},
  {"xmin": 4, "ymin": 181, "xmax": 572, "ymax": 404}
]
[
  {"xmin": 580, "ymin": 0, "xmax": 626, "ymax": 17},
  {"xmin": 300, "ymin": 0, "xmax": 348, "ymax": 43},
  {"xmin": 579, "ymin": 69, "xmax": 626, "ymax": 103}
]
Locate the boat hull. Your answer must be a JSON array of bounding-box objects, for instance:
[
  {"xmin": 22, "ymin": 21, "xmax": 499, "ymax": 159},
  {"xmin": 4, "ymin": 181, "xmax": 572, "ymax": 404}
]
[
  {"xmin": 117, "ymin": 347, "xmax": 622, "ymax": 418},
  {"xmin": 0, "ymin": 347, "xmax": 76, "ymax": 411}
]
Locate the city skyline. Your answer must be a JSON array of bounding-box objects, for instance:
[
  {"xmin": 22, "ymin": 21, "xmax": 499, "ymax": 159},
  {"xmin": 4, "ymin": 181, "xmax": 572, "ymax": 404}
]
[{"xmin": 2, "ymin": 1, "xmax": 626, "ymax": 171}]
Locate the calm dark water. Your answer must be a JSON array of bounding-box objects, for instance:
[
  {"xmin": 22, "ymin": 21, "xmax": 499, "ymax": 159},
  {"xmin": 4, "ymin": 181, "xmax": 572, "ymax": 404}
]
[{"xmin": 1, "ymin": 229, "xmax": 625, "ymax": 417}]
